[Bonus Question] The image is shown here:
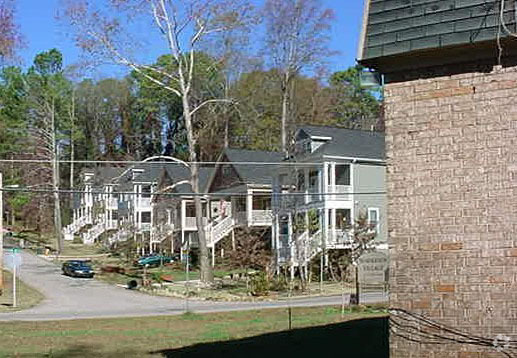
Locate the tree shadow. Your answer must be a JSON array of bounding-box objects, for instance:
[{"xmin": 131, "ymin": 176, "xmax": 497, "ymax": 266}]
[
  {"xmin": 151, "ymin": 317, "xmax": 389, "ymax": 358},
  {"xmin": 35, "ymin": 344, "xmax": 133, "ymax": 358}
]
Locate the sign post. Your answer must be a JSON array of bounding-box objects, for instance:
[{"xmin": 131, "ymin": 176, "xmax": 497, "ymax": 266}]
[
  {"xmin": 12, "ymin": 252, "xmax": 16, "ymax": 308},
  {"xmin": 5, "ymin": 248, "xmax": 21, "ymax": 307}
]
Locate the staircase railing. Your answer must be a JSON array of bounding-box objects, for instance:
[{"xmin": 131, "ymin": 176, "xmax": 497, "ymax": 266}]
[
  {"xmin": 207, "ymin": 216, "xmax": 234, "ymax": 248},
  {"xmin": 82, "ymin": 222, "xmax": 105, "ymax": 245}
]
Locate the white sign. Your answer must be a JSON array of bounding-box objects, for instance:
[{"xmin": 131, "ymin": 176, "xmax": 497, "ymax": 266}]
[
  {"xmin": 5, "ymin": 251, "xmax": 22, "ymax": 269},
  {"xmin": 358, "ymin": 252, "xmax": 388, "ymax": 284}
]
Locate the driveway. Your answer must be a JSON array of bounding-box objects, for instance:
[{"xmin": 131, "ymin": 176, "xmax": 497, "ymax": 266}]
[{"xmin": 0, "ymin": 250, "xmax": 387, "ymax": 321}]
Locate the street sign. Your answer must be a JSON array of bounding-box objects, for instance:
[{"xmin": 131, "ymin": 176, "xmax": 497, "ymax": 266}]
[
  {"xmin": 5, "ymin": 250, "xmax": 22, "ymax": 269},
  {"xmin": 358, "ymin": 251, "xmax": 388, "ymax": 285}
]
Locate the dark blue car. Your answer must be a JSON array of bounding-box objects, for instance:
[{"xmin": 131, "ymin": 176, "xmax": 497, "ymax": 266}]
[{"xmin": 62, "ymin": 260, "xmax": 95, "ymax": 278}]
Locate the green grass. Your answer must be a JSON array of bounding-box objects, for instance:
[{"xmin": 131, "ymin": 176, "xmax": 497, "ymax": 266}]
[
  {"xmin": 0, "ymin": 305, "xmax": 387, "ymax": 357},
  {"xmin": 0, "ymin": 270, "xmax": 44, "ymax": 312}
]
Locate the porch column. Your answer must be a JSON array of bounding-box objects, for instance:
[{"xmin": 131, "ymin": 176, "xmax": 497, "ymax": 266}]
[
  {"xmin": 330, "ymin": 208, "xmax": 336, "ymax": 245},
  {"xmin": 304, "ymin": 168, "xmax": 309, "ymax": 204},
  {"xmin": 181, "ymin": 200, "xmax": 186, "ymax": 229},
  {"xmin": 322, "ymin": 208, "xmax": 329, "ymax": 266},
  {"xmin": 247, "ymin": 189, "xmax": 253, "ymax": 225}
]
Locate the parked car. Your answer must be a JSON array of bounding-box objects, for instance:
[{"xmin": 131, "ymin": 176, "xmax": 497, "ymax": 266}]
[
  {"xmin": 62, "ymin": 260, "xmax": 95, "ymax": 278},
  {"xmin": 136, "ymin": 255, "xmax": 174, "ymax": 267}
]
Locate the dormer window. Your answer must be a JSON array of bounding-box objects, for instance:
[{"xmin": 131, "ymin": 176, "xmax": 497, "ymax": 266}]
[
  {"xmin": 84, "ymin": 172, "xmax": 94, "ymax": 183},
  {"xmin": 310, "ymin": 136, "xmax": 331, "ymax": 153},
  {"xmin": 132, "ymin": 168, "xmax": 144, "ymax": 180}
]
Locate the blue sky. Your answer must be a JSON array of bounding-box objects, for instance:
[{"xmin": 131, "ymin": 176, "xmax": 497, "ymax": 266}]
[{"xmin": 15, "ymin": 0, "xmax": 365, "ymax": 78}]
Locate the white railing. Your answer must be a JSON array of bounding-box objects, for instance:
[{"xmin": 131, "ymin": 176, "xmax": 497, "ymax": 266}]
[
  {"xmin": 327, "ymin": 185, "xmax": 351, "ymax": 201},
  {"xmin": 107, "ymin": 198, "xmax": 118, "ymax": 209},
  {"xmin": 82, "ymin": 223, "xmax": 105, "ymax": 245},
  {"xmin": 108, "ymin": 230, "xmax": 131, "ymax": 245},
  {"xmin": 208, "ymin": 216, "xmax": 234, "ymax": 247},
  {"xmin": 308, "ymin": 187, "xmax": 319, "ymax": 203},
  {"xmin": 106, "ymin": 219, "xmax": 118, "ymax": 230},
  {"xmin": 184, "ymin": 217, "xmax": 208, "ymax": 230},
  {"xmin": 327, "ymin": 229, "xmax": 352, "ymax": 247},
  {"xmin": 250, "ymin": 210, "xmax": 273, "ymax": 226},
  {"xmin": 280, "ymin": 230, "xmax": 323, "ymax": 266},
  {"xmin": 63, "ymin": 216, "xmax": 90, "ymax": 240},
  {"xmin": 138, "ymin": 197, "xmax": 152, "ymax": 208},
  {"xmin": 185, "ymin": 217, "xmax": 197, "ymax": 229},
  {"xmin": 235, "ymin": 211, "xmax": 247, "ymax": 226},
  {"xmin": 139, "ymin": 223, "xmax": 152, "ymax": 231},
  {"xmin": 151, "ymin": 224, "xmax": 174, "ymax": 244}
]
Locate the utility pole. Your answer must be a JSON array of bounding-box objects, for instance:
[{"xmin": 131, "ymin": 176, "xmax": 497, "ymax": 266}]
[{"xmin": 0, "ymin": 173, "xmax": 3, "ymax": 296}]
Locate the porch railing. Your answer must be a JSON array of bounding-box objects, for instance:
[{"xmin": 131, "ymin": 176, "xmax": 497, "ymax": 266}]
[
  {"xmin": 250, "ymin": 210, "xmax": 273, "ymax": 226},
  {"xmin": 326, "ymin": 185, "xmax": 352, "ymax": 201}
]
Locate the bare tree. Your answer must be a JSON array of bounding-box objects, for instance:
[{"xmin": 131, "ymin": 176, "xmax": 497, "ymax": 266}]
[
  {"xmin": 0, "ymin": 0, "xmax": 23, "ymax": 63},
  {"xmin": 263, "ymin": 0, "xmax": 334, "ymax": 155},
  {"xmin": 226, "ymin": 227, "xmax": 272, "ymax": 291},
  {"xmin": 63, "ymin": 0, "xmax": 253, "ymax": 283},
  {"xmin": 25, "ymin": 49, "xmax": 71, "ymax": 254}
]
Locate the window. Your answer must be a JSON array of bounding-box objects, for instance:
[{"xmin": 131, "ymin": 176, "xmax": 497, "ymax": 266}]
[
  {"xmin": 297, "ymin": 171, "xmax": 305, "ymax": 191},
  {"xmin": 142, "ymin": 185, "xmax": 151, "ymax": 198},
  {"xmin": 141, "ymin": 211, "xmax": 151, "ymax": 223},
  {"xmin": 252, "ymin": 195, "xmax": 271, "ymax": 210},
  {"xmin": 335, "ymin": 164, "xmax": 351, "ymax": 186},
  {"xmin": 236, "ymin": 197, "xmax": 246, "ymax": 212},
  {"xmin": 336, "ymin": 209, "xmax": 351, "ymax": 230},
  {"xmin": 186, "ymin": 204, "xmax": 196, "ymax": 217},
  {"xmin": 308, "ymin": 170, "xmax": 318, "ymax": 188},
  {"xmin": 111, "ymin": 210, "xmax": 118, "ymax": 220},
  {"xmin": 222, "ymin": 165, "xmax": 232, "ymax": 176},
  {"xmin": 368, "ymin": 208, "xmax": 380, "ymax": 232}
]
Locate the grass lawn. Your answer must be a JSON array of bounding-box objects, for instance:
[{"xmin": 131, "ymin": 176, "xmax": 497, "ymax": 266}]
[
  {"xmin": 0, "ymin": 305, "xmax": 387, "ymax": 357},
  {"xmin": 0, "ymin": 270, "xmax": 44, "ymax": 312}
]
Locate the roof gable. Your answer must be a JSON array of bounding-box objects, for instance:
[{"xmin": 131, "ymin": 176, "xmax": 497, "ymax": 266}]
[
  {"xmin": 208, "ymin": 154, "xmax": 244, "ymax": 193},
  {"xmin": 295, "ymin": 125, "xmax": 385, "ymax": 161}
]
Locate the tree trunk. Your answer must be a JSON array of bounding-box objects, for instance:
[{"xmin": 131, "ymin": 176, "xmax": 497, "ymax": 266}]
[
  {"xmin": 281, "ymin": 76, "xmax": 289, "ymax": 155},
  {"xmin": 69, "ymin": 92, "xmax": 75, "ymax": 197},
  {"xmin": 182, "ymin": 94, "xmax": 213, "ymax": 284},
  {"xmin": 51, "ymin": 99, "xmax": 63, "ymax": 254}
]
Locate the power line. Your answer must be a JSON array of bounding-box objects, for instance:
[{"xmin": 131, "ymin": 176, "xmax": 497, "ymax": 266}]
[
  {"xmin": 0, "ymin": 187, "xmax": 387, "ymax": 197},
  {"xmin": 0, "ymin": 159, "xmax": 384, "ymax": 166}
]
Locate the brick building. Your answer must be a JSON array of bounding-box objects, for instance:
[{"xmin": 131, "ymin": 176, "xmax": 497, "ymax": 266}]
[{"xmin": 359, "ymin": 0, "xmax": 517, "ymax": 357}]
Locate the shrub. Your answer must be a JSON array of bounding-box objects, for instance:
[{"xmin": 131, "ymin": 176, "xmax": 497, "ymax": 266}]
[{"xmin": 249, "ymin": 272, "xmax": 269, "ymax": 296}]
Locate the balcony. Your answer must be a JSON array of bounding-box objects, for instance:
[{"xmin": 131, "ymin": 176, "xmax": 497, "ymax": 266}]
[
  {"xmin": 184, "ymin": 217, "xmax": 208, "ymax": 230},
  {"xmin": 250, "ymin": 210, "xmax": 273, "ymax": 226},
  {"xmin": 107, "ymin": 198, "xmax": 118, "ymax": 209},
  {"xmin": 327, "ymin": 229, "xmax": 352, "ymax": 247},
  {"xmin": 327, "ymin": 185, "xmax": 351, "ymax": 201},
  {"xmin": 139, "ymin": 223, "xmax": 152, "ymax": 231},
  {"xmin": 138, "ymin": 197, "xmax": 152, "ymax": 208}
]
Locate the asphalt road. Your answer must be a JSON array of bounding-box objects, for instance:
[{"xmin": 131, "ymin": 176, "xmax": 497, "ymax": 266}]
[{"xmin": 0, "ymin": 250, "xmax": 387, "ymax": 321}]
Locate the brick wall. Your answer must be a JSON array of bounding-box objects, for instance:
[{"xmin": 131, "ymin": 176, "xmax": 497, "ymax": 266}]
[{"xmin": 385, "ymin": 65, "xmax": 517, "ymax": 357}]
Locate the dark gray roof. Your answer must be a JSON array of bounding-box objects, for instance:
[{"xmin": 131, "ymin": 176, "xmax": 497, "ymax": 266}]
[
  {"xmin": 167, "ymin": 167, "xmax": 214, "ymax": 194},
  {"xmin": 224, "ymin": 148, "xmax": 284, "ymax": 185},
  {"xmin": 295, "ymin": 125, "xmax": 385, "ymax": 161},
  {"xmin": 359, "ymin": 0, "xmax": 517, "ymax": 72},
  {"xmin": 93, "ymin": 166, "xmax": 125, "ymax": 184},
  {"xmin": 114, "ymin": 162, "xmax": 213, "ymax": 193}
]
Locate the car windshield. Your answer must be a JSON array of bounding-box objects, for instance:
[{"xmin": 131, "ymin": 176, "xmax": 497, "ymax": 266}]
[{"xmin": 70, "ymin": 262, "xmax": 91, "ymax": 268}]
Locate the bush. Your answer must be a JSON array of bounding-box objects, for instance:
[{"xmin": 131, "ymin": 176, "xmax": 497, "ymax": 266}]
[
  {"xmin": 269, "ymin": 276, "xmax": 288, "ymax": 292},
  {"xmin": 249, "ymin": 272, "xmax": 269, "ymax": 296},
  {"xmin": 150, "ymin": 272, "xmax": 163, "ymax": 283}
]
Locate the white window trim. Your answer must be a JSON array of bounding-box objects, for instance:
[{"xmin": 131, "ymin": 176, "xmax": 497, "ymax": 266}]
[{"xmin": 367, "ymin": 207, "xmax": 380, "ymax": 233}]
